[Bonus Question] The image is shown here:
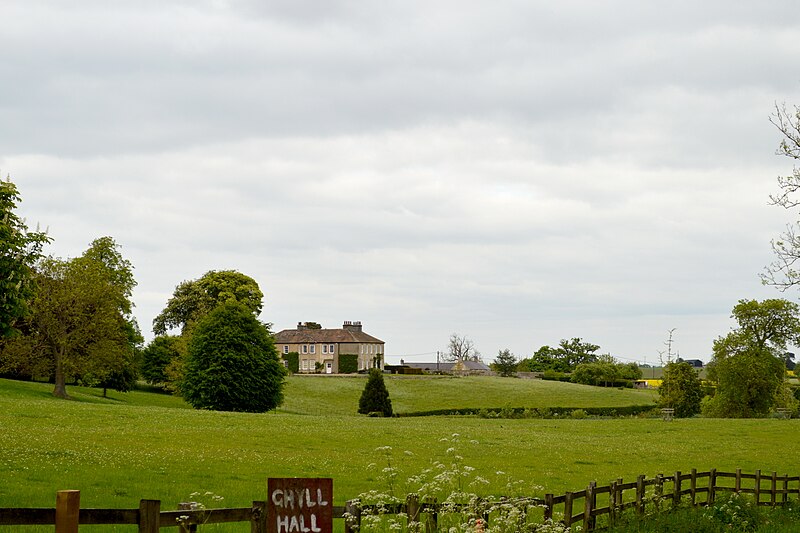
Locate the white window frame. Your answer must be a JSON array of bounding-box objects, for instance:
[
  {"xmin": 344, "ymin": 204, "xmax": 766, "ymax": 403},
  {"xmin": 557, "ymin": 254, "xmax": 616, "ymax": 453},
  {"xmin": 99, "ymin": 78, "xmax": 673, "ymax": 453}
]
[
  {"xmin": 302, "ymin": 345, "xmax": 308, "ymax": 354},
  {"xmin": 329, "ymin": 344, "xmax": 334, "ymax": 353},
  {"xmin": 322, "ymin": 344, "xmax": 328, "ymax": 354},
  {"xmin": 310, "ymin": 344, "xmax": 316, "ymax": 354},
  {"xmin": 283, "ymin": 345, "xmax": 289, "ymax": 354}
]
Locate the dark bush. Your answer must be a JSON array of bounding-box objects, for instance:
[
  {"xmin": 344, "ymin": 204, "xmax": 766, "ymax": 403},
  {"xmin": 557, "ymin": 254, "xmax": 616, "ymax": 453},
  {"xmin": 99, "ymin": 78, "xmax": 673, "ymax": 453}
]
[
  {"xmin": 358, "ymin": 369, "xmax": 392, "ymax": 417},
  {"xmin": 339, "ymin": 353, "xmax": 358, "ymax": 373}
]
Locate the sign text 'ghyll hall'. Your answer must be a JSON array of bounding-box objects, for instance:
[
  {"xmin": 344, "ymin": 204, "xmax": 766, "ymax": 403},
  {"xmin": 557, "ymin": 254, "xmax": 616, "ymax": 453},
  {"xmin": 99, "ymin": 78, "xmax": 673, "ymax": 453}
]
[{"xmin": 267, "ymin": 478, "xmax": 333, "ymax": 533}]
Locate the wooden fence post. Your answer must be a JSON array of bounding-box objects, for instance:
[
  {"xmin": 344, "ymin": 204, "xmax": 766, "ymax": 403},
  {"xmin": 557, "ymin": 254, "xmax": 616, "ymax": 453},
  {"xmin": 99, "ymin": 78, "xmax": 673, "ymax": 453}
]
[
  {"xmin": 735, "ymin": 468, "xmax": 742, "ymax": 493},
  {"xmin": 709, "ymin": 468, "xmax": 716, "ymax": 505},
  {"xmin": 771, "ymin": 472, "xmax": 778, "ymax": 506},
  {"xmin": 673, "ymin": 471, "xmax": 681, "ymax": 508},
  {"xmin": 636, "ymin": 475, "xmax": 645, "ymax": 515},
  {"xmin": 55, "ymin": 490, "xmax": 80, "ymax": 533},
  {"xmin": 609, "ymin": 480, "xmax": 619, "ymax": 525},
  {"xmin": 655, "ymin": 474, "xmax": 663, "ymax": 512},
  {"xmin": 138, "ymin": 499, "xmax": 160, "ymax": 533},
  {"xmin": 564, "ymin": 492, "xmax": 574, "ymax": 527},
  {"xmin": 783, "ymin": 474, "xmax": 790, "ymax": 505},
  {"xmin": 178, "ymin": 502, "xmax": 198, "ymax": 533},
  {"xmin": 690, "ymin": 469, "xmax": 697, "ymax": 506},
  {"xmin": 584, "ymin": 481, "xmax": 596, "ymax": 531},
  {"xmin": 251, "ymin": 500, "xmax": 267, "ymax": 533},
  {"xmin": 544, "ymin": 493, "xmax": 553, "ymax": 521},
  {"xmin": 406, "ymin": 493, "xmax": 420, "ymax": 528},
  {"xmin": 344, "ymin": 500, "xmax": 361, "ymax": 533},
  {"xmin": 755, "ymin": 470, "xmax": 761, "ymax": 506},
  {"xmin": 425, "ymin": 497, "xmax": 438, "ymax": 533}
]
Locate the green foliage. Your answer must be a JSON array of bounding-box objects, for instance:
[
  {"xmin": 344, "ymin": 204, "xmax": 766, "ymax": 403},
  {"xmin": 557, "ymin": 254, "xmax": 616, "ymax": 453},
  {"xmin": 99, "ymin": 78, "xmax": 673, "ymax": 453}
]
[
  {"xmin": 339, "ymin": 353, "xmax": 358, "ymax": 373},
  {"xmin": 606, "ymin": 492, "xmax": 800, "ymax": 532},
  {"xmin": 153, "ymin": 270, "xmax": 263, "ymax": 336},
  {"xmin": 659, "ymin": 361, "xmax": 704, "ymax": 417},
  {"xmin": 81, "ymin": 237, "xmax": 137, "ymax": 316},
  {"xmin": 492, "ymin": 348, "xmax": 518, "ymax": 377},
  {"xmin": 283, "ymin": 351, "xmax": 299, "ymax": 374},
  {"xmin": 141, "ymin": 335, "xmax": 183, "ymax": 384},
  {"xmin": 571, "ymin": 358, "xmax": 639, "ymax": 387},
  {"xmin": 704, "ymin": 348, "xmax": 785, "ymax": 418},
  {"xmin": 0, "ymin": 242, "xmax": 136, "ymax": 398},
  {"xmin": 181, "ymin": 302, "xmax": 286, "ymax": 412},
  {"xmin": 518, "ymin": 338, "xmax": 600, "ymax": 373},
  {"xmin": 705, "ymin": 299, "xmax": 800, "ymax": 417},
  {"xmin": 358, "ymin": 369, "xmax": 393, "ymax": 416},
  {"xmin": 728, "ymin": 298, "xmax": 800, "ymax": 351},
  {"xmin": 0, "ymin": 178, "xmax": 50, "ymax": 338}
]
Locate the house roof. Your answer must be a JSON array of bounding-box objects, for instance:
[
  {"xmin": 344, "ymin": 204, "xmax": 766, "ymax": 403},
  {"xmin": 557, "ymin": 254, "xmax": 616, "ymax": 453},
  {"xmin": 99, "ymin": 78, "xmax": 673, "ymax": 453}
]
[
  {"xmin": 402, "ymin": 360, "xmax": 491, "ymax": 372},
  {"xmin": 274, "ymin": 328, "xmax": 384, "ymax": 345}
]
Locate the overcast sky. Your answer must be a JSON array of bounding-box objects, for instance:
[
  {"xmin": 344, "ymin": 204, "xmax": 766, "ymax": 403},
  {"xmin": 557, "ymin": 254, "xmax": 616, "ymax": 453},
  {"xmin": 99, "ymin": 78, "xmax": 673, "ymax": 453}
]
[{"xmin": 4, "ymin": 1, "xmax": 800, "ymax": 364}]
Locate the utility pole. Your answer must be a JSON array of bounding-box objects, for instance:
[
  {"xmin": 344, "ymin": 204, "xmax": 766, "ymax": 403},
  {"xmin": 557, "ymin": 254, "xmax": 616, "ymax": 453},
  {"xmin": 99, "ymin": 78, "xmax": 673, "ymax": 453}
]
[{"xmin": 436, "ymin": 351, "xmax": 440, "ymax": 373}]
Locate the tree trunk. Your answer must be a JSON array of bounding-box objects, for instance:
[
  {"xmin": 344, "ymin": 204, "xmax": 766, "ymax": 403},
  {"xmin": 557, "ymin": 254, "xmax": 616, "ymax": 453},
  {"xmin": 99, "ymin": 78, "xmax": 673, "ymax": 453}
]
[{"xmin": 52, "ymin": 346, "xmax": 69, "ymax": 399}]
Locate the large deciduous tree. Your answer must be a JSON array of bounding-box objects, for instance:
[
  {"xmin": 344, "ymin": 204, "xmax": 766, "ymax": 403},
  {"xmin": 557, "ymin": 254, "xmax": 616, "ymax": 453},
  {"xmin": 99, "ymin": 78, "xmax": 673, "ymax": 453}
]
[
  {"xmin": 764, "ymin": 102, "xmax": 800, "ymax": 290},
  {"xmin": 181, "ymin": 301, "xmax": 286, "ymax": 412},
  {"xmin": 518, "ymin": 338, "xmax": 601, "ymax": 373},
  {"xmin": 153, "ymin": 270, "xmax": 263, "ymax": 336},
  {"xmin": 704, "ymin": 298, "xmax": 800, "ymax": 417},
  {"xmin": 152, "ymin": 270, "xmax": 264, "ymax": 391},
  {"xmin": 0, "ymin": 237, "xmax": 139, "ymax": 398},
  {"xmin": 0, "ymin": 178, "xmax": 50, "ymax": 337}
]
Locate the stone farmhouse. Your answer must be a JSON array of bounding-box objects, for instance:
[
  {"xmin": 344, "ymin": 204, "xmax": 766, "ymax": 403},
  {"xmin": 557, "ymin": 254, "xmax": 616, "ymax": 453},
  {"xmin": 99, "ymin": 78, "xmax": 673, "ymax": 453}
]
[{"xmin": 273, "ymin": 321, "xmax": 385, "ymax": 374}]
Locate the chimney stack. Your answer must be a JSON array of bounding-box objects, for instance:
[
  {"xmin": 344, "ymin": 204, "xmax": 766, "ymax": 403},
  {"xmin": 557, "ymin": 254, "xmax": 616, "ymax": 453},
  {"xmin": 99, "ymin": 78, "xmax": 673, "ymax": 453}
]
[{"xmin": 342, "ymin": 320, "xmax": 363, "ymax": 332}]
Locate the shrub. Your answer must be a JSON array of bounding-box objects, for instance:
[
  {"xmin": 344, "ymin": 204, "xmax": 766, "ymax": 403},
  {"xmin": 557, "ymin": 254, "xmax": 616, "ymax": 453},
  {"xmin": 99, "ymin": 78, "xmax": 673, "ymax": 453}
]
[
  {"xmin": 283, "ymin": 351, "xmax": 299, "ymax": 374},
  {"xmin": 181, "ymin": 302, "xmax": 287, "ymax": 412},
  {"xmin": 358, "ymin": 369, "xmax": 393, "ymax": 417},
  {"xmin": 659, "ymin": 361, "xmax": 704, "ymax": 418},
  {"xmin": 339, "ymin": 353, "xmax": 358, "ymax": 374}
]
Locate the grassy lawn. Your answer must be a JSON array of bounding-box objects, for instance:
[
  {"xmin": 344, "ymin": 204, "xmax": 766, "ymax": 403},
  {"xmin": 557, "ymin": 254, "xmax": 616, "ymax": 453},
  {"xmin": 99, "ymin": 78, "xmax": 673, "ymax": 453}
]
[
  {"xmin": 1, "ymin": 377, "xmax": 798, "ymax": 532},
  {"xmin": 281, "ymin": 374, "xmax": 657, "ymax": 415}
]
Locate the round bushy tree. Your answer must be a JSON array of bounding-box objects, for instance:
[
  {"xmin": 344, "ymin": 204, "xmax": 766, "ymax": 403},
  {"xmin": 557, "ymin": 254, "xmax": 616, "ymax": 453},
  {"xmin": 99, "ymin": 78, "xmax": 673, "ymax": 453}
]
[
  {"xmin": 358, "ymin": 369, "xmax": 393, "ymax": 417},
  {"xmin": 181, "ymin": 302, "xmax": 286, "ymax": 412},
  {"xmin": 659, "ymin": 361, "xmax": 704, "ymax": 418}
]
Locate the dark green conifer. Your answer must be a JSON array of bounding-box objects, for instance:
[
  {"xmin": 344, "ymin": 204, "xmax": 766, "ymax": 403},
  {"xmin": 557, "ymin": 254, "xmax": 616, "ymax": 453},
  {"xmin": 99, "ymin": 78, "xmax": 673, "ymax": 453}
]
[{"xmin": 358, "ymin": 368, "xmax": 393, "ymax": 417}]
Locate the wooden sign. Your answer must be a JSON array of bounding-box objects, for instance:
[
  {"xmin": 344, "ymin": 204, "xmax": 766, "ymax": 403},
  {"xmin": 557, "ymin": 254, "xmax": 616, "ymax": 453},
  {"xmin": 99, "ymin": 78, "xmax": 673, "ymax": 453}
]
[{"xmin": 267, "ymin": 478, "xmax": 333, "ymax": 533}]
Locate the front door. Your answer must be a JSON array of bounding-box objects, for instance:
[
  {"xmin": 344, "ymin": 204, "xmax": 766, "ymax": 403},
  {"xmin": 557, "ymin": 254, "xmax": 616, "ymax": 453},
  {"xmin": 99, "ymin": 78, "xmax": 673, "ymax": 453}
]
[{"xmin": 326, "ymin": 362, "xmax": 333, "ymax": 374}]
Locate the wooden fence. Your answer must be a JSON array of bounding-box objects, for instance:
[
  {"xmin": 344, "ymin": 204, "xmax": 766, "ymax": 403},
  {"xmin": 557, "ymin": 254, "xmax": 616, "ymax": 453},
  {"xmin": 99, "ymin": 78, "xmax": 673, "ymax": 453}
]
[{"xmin": 1, "ymin": 469, "xmax": 798, "ymax": 532}]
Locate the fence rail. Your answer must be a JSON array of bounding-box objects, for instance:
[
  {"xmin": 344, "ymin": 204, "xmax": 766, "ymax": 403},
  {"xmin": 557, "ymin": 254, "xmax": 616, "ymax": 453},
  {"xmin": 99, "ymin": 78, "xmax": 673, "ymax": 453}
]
[{"xmin": 1, "ymin": 469, "xmax": 798, "ymax": 532}]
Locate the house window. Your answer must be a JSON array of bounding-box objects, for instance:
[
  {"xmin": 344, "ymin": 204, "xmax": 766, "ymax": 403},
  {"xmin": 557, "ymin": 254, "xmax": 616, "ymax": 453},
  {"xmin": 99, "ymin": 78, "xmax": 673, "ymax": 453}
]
[
  {"xmin": 283, "ymin": 345, "xmax": 289, "ymax": 354},
  {"xmin": 302, "ymin": 345, "xmax": 308, "ymax": 354},
  {"xmin": 310, "ymin": 344, "xmax": 316, "ymax": 354},
  {"xmin": 329, "ymin": 344, "xmax": 334, "ymax": 353},
  {"xmin": 322, "ymin": 344, "xmax": 328, "ymax": 354},
  {"xmin": 301, "ymin": 359, "xmax": 307, "ymax": 371}
]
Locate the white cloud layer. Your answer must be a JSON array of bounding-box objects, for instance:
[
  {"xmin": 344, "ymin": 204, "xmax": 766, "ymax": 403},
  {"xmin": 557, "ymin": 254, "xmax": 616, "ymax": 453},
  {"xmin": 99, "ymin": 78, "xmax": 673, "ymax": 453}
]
[{"xmin": 3, "ymin": 0, "xmax": 800, "ymax": 363}]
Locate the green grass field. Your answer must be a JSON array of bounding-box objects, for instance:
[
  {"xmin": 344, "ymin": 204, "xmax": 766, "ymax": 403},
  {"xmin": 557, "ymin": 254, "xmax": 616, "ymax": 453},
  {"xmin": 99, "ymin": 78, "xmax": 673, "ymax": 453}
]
[{"xmin": 1, "ymin": 376, "xmax": 798, "ymax": 532}]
